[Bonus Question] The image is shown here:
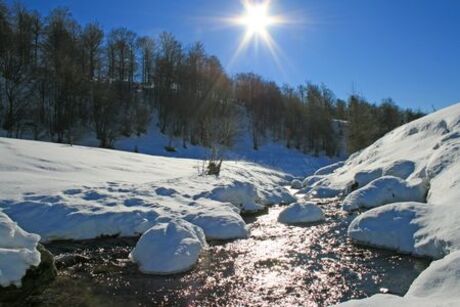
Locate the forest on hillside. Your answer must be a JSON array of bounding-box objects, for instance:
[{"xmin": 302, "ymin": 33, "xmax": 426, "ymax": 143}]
[{"xmin": 0, "ymin": 1, "xmax": 424, "ymax": 155}]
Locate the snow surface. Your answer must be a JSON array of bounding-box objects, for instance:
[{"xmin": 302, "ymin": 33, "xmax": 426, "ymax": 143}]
[
  {"xmin": 342, "ymin": 176, "xmax": 427, "ymax": 212},
  {"xmin": 336, "ymin": 250, "xmax": 460, "ymax": 307},
  {"xmin": 313, "ymin": 161, "xmax": 345, "ymax": 176},
  {"xmin": 302, "ymin": 102, "xmax": 460, "ymax": 259},
  {"xmin": 130, "ymin": 218, "xmax": 207, "ymax": 274},
  {"xmin": 0, "ymin": 137, "xmax": 303, "ymax": 242},
  {"xmin": 79, "ymin": 118, "xmax": 336, "ymax": 178},
  {"xmin": 277, "ymin": 202, "xmax": 325, "ymax": 225},
  {"xmin": 0, "ymin": 212, "xmax": 41, "ymax": 287}
]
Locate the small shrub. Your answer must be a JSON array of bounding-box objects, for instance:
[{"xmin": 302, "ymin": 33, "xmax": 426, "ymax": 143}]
[{"xmin": 164, "ymin": 145, "xmax": 177, "ymax": 152}]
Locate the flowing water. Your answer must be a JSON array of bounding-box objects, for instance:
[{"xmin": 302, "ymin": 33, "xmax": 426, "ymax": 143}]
[{"xmin": 36, "ymin": 201, "xmax": 430, "ymax": 307}]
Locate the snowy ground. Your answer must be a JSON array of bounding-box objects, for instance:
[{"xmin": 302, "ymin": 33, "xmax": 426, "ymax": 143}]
[
  {"xmin": 0, "ymin": 136, "xmax": 320, "ymax": 281},
  {"xmin": 2, "ymin": 114, "xmax": 336, "ymax": 178}
]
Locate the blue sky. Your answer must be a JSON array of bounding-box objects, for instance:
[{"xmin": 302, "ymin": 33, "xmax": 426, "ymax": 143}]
[{"xmin": 7, "ymin": 0, "xmax": 460, "ymax": 111}]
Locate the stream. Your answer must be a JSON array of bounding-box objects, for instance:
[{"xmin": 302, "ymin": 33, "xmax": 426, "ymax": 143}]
[{"xmin": 35, "ymin": 201, "xmax": 430, "ymax": 307}]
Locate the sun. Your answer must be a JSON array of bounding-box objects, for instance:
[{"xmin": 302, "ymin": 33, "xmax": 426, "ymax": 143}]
[
  {"xmin": 238, "ymin": 1, "xmax": 274, "ymax": 39},
  {"xmin": 224, "ymin": 0, "xmax": 289, "ymax": 71}
]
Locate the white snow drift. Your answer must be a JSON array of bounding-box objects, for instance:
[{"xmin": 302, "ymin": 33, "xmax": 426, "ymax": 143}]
[
  {"xmin": 342, "ymin": 176, "xmax": 427, "ymax": 212},
  {"xmin": 0, "ymin": 212, "xmax": 41, "ymax": 287},
  {"xmin": 277, "ymin": 202, "xmax": 325, "ymax": 225},
  {"xmin": 336, "ymin": 250, "xmax": 460, "ymax": 307},
  {"xmin": 130, "ymin": 218, "xmax": 207, "ymax": 274}
]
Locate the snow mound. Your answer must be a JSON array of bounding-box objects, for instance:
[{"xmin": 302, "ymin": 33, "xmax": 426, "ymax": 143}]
[
  {"xmin": 277, "ymin": 202, "xmax": 325, "ymax": 225},
  {"xmin": 342, "ymin": 176, "xmax": 427, "ymax": 212},
  {"xmin": 0, "ymin": 212, "xmax": 41, "ymax": 287},
  {"xmin": 302, "ymin": 175, "xmax": 326, "ymax": 188},
  {"xmin": 290, "ymin": 179, "xmax": 302, "ymax": 189},
  {"xmin": 348, "ymin": 202, "xmax": 429, "ymax": 254},
  {"xmin": 208, "ymin": 182, "xmax": 264, "ymax": 214},
  {"xmin": 350, "ymin": 161, "xmax": 416, "ymax": 191},
  {"xmin": 258, "ymin": 186, "xmax": 296, "ymax": 205},
  {"xmin": 309, "ymin": 186, "xmax": 343, "ymax": 199},
  {"xmin": 383, "ymin": 160, "xmax": 416, "ymax": 179},
  {"xmin": 304, "ymin": 102, "xmax": 460, "ymax": 259},
  {"xmin": 314, "ymin": 161, "xmax": 345, "ymax": 176},
  {"xmin": 336, "ymin": 250, "xmax": 460, "ymax": 306},
  {"xmin": 353, "ymin": 169, "xmax": 383, "ymax": 189},
  {"xmin": 184, "ymin": 200, "xmax": 248, "ymax": 240},
  {"xmin": 130, "ymin": 218, "xmax": 207, "ymax": 274}
]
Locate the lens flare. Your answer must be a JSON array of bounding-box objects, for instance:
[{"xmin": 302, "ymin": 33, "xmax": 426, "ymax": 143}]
[
  {"xmin": 225, "ymin": 0, "xmax": 286, "ymax": 72},
  {"xmin": 238, "ymin": 1, "xmax": 273, "ymax": 39}
]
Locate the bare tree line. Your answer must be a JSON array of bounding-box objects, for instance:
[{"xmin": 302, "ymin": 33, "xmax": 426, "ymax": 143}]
[{"xmin": 0, "ymin": 2, "xmax": 424, "ymax": 155}]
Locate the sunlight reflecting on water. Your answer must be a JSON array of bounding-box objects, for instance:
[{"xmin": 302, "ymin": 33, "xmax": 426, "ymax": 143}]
[{"xmin": 41, "ymin": 202, "xmax": 430, "ymax": 307}]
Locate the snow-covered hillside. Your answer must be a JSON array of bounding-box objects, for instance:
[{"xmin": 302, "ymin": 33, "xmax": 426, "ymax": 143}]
[
  {"xmin": 109, "ymin": 123, "xmax": 337, "ymax": 178},
  {"xmin": 298, "ymin": 103, "xmax": 460, "ymax": 306},
  {"xmin": 303, "ymin": 102, "xmax": 460, "ymax": 259},
  {"xmin": 5, "ymin": 114, "xmax": 337, "ymax": 178}
]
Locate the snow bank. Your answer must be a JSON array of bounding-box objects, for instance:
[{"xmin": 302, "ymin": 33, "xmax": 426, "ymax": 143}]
[
  {"xmin": 342, "ymin": 176, "xmax": 427, "ymax": 212},
  {"xmin": 0, "ymin": 212, "xmax": 41, "ymax": 287},
  {"xmin": 277, "ymin": 202, "xmax": 325, "ymax": 225},
  {"xmin": 0, "ymin": 137, "xmax": 289, "ymax": 242},
  {"xmin": 130, "ymin": 218, "xmax": 207, "ymax": 274},
  {"xmin": 303, "ymin": 102, "xmax": 460, "ymax": 259},
  {"xmin": 336, "ymin": 250, "xmax": 460, "ymax": 307}
]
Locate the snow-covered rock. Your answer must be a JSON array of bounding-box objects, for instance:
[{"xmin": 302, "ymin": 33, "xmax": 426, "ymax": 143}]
[
  {"xmin": 258, "ymin": 186, "xmax": 296, "ymax": 205},
  {"xmin": 184, "ymin": 201, "xmax": 249, "ymax": 240},
  {"xmin": 208, "ymin": 182, "xmax": 264, "ymax": 214},
  {"xmin": 0, "ymin": 212, "xmax": 41, "ymax": 287},
  {"xmin": 130, "ymin": 219, "xmax": 207, "ymax": 274},
  {"xmin": 290, "ymin": 179, "xmax": 302, "ymax": 189},
  {"xmin": 301, "ymin": 175, "xmax": 326, "ymax": 188},
  {"xmin": 277, "ymin": 202, "xmax": 325, "ymax": 225},
  {"xmin": 309, "ymin": 186, "xmax": 343, "ymax": 199},
  {"xmin": 383, "ymin": 160, "xmax": 416, "ymax": 179},
  {"xmin": 336, "ymin": 250, "xmax": 460, "ymax": 306},
  {"xmin": 306, "ymin": 102, "xmax": 460, "ymax": 259},
  {"xmin": 353, "ymin": 169, "xmax": 383, "ymax": 189},
  {"xmin": 342, "ymin": 176, "xmax": 427, "ymax": 212},
  {"xmin": 314, "ymin": 161, "xmax": 345, "ymax": 176},
  {"xmin": 348, "ymin": 202, "xmax": 429, "ymax": 254}
]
